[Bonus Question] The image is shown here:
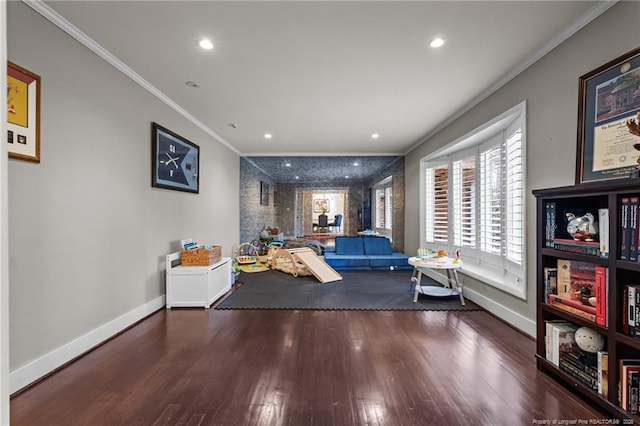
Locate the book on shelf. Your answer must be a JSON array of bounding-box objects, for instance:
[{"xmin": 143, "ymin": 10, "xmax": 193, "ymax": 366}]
[
  {"xmin": 556, "ymin": 259, "xmax": 596, "ymax": 301},
  {"xmin": 545, "ymin": 320, "xmax": 570, "ymax": 362},
  {"xmin": 549, "ymin": 294, "xmax": 596, "ymax": 315},
  {"xmin": 631, "ymin": 196, "xmax": 640, "ymax": 262},
  {"xmin": 546, "ymin": 202, "xmax": 556, "ymax": 248},
  {"xmin": 553, "ymin": 238, "xmax": 600, "ymax": 256},
  {"xmin": 544, "ymin": 267, "xmax": 557, "ymax": 304},
  {"xmin": 559, "ymin": 356, "xmax": 598, "ymax": 390},
  {"xmin": 549, "ymin": 299, "xmax": 597, "ymax": 322},
  {"xmin": 619, "ymin": 359, "xmax": 640, "ymax": 412},
  {"xmin": 598, "ymin": 351, "xmax": 609, "ymax": 398},
  {"xmin": 561, "ymin": 351, "xmax": 598, "ymax": 379},
  {"xmin": 545, "ymin": 321, "xmax": 578, "ymax": 367},
  {"xmin": 598, "ymin": 208, "xmax": 609, "ymax": 258},
  {"xmin": 595, "ymin": 265, "xmax": 608, "ymax": 327},
  {"xmin": 623, "ymin": 285, "xmax": 640, "ymax": 337},
  {"xmin": 621, "ymin": 196, "xmax": 631, "ymax": 260},
  {"xmin": 630, "ymin": 370, "xmax": 640, "ymax": 414}
]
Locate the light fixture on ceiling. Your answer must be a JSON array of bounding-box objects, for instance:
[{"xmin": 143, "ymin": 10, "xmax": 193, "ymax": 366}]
[
  {"xmin": 264, "ymin": 133, "xmax": 273, "ymax": 139},
  {"xmin": 429, "ymin": 37, "xmax": 445, "ymax": 48},
  {"xmin": 345, "ymin": 175, "xmax": 350, "ymax": 179},
  {"xmin": 295, "ymin": 176, "xmax": 299, "ymax": 180},
  {"xmin": 198, "ymin": 38, "xmax": 214, "ymax": 50},
  {"xmin": 285, "ymin": 163, "xmax": 291, "ymax": 167},
  {"xmin": 185, "ymin": 81, "xmax": 200, "ymax": 88},
  {"xmin": 228, "ymin": 123, "xmax": 238, "ymax": 128},
  {"xmin": 371, "ymin": 133, "xmax": 379, "ymax": 139},
  {"xmin": 353, "ymin": 162, "xmax": 359, "ymax": 166}
]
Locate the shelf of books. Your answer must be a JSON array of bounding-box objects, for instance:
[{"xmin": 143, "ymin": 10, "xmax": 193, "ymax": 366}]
[{"xmin": 534, "ymin": 179, "xmax": 640, "ymax": 421}]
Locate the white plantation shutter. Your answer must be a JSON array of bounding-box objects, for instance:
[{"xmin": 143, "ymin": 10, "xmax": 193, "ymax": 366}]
[
  {"xmin": 375, "ymin": 188, "xmax": 385, "ymax": 228},
  {"xmin": 420, "ymin": 101, "xmax": 526, "ymax": 299},
  {"xmin": 505, "ymin": 127, "xmax": 524, "ymax": 265},
  {"xmin": 385, "ymin": 186, "xmax": 393, "ymax": 229},
  {"xmin": 425, "ymin": 164, "xmax": 448, "ymax": 243},
  {"xmin": 452, "ymin": 155, "xmax": 476, "ymax": 248},
  {"xmin": 479, "ymin": 142, "xmax": 502, "ymax": 255},
  {"xmin": 374, "ymin": 176, "xmax": 393, "ymax": 232}
]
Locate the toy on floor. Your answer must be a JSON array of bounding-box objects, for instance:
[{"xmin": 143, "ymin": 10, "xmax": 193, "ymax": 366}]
[
  {"xmin": 272, "ymin": 247, "xmax": 342, "ymax": 283},
  {"xmin": 233, "ymin": 241, "xmax": 268, "ymax": 273}
]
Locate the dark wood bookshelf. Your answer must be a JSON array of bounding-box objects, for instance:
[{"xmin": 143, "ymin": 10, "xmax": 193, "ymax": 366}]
[{"xmin": 534, "ymin": 181, "xmax": 640, "ymax": 421}]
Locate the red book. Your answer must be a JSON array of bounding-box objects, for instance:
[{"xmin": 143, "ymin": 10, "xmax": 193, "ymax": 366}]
[
  {"xmin": 619, "ymin": 360, "xmax": 640, "ymax": 411},
  {"xmin": 549, "ymin": 294, "xmax": 597, "ymax": 315},
  {"xmin": 595, "ymin": 266, "xmax": 608, "ymax": 326}
]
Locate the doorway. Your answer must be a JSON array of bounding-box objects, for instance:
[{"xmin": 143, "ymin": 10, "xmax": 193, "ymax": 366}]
[{"xmin": 294, "ymin": 189, "xmax": 347, "ymax": 236}]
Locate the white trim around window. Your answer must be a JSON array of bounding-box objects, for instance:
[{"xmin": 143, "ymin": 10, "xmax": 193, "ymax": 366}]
[{"xmin": 420, "ymin": 101, "xmax": 527, "ymax": 299}]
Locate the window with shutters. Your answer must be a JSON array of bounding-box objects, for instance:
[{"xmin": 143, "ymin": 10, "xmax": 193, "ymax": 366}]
[
  {"xmin": 374, "ymin": 176, "xmax": 393, "ymax": 234},
  {"xmin": 421, "ymin": 101, "xmax": 526, "ymax": 298}
]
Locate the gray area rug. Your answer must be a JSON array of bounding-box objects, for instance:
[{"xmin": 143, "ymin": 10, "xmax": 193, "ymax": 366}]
[{"xmin": 216, "ymin": 269, "xmax": 482, "ymax": 311}]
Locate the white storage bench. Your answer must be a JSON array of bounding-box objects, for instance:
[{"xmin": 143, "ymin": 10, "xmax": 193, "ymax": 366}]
[{"xmin": 165, "ymin": 251, "xmax": 232, "ymax": 309}]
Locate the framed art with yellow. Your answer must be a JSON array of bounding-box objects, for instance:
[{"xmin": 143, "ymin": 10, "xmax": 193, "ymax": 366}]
[{"xmin": 6, "ymin": 61, "xmax": 41, "ymax": 163}]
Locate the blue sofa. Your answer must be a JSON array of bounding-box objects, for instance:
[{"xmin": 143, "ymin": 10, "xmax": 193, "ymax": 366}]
[{"xmin": 324, "ymin": 236, "xmax": 412, "ymax": 271}]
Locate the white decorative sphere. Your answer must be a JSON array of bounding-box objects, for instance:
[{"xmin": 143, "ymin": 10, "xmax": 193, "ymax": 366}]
[{"xmin": 574, "ymin": 327, "xmax": 605, "ymax": 353}]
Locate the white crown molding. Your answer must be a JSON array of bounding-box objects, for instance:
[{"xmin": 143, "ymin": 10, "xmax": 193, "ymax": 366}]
[
  {"xmin": 243, "ymin": 152, "xmax": 405, "ymax": 157},
  {"xmin": 22, "ymin": 0, "xmax": 241, "ymax": 156},
  {"xmin": 404, "ymin": 0, "xmax": 618, "ymax": 155}
]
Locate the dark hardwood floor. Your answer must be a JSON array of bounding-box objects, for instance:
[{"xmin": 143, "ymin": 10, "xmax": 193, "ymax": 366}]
[{"xmin": 11, "ymin": 307, "xmax": 605, "ymax": 425}]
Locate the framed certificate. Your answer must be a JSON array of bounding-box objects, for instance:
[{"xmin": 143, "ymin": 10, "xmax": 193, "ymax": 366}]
[{"xmin": 576, "ymin": 47, "xmax": 640, "ymax": 183}]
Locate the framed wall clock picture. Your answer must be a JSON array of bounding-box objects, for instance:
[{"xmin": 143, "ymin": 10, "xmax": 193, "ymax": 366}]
[
  {"xmin": 576, "ymin": 47, "xmax": 640, "ymax": 183},
  {"xmin": 151, "ymin": 122, "xmax": 199, "ymax": 193},
  {"xmin": 6, "ymin": 62, "xmax": 41, "ymax": 163}
]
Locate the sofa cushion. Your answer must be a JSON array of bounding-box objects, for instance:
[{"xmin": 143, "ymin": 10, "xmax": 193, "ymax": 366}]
[
  {"xmin": 368, "ymin": 253, "xmax": 411, "ymax": 270},
  {"xmin": 363, "ymin": 236, "xmax": 393, "ymax": 255},
  {"xmin": 324, "ymin": 252, "xmax": 370, "ymax": 270},
  {"xmin": 335, "ymin": 236, "xmax": 365, "ymax": 255}
]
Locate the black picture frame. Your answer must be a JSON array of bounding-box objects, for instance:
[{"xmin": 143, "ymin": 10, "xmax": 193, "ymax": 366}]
[
  {"xmin": 260, "ymin": 181, "xmax": 269, "ymax": 205},
  {"xmin": 151, "ymin": 122, "xmax": 199, "ymax": 193},
  {"xmin": 576, "ymin": 47, "xmax": 640, "ymax": 184}
]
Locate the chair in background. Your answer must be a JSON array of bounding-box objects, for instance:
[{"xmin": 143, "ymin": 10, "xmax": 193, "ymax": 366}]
[
  {"xmin": 329, "ymin": 214, "xmax": 343, "ymax": 233},
  {"xmin": 313, "ymin": 214, "xmax": 329, "ymax": 233}
]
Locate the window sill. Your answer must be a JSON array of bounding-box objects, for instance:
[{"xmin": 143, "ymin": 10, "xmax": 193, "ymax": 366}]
[{"xmin": 457, "ymin": 262, "xmax": 526, "ymax": 300}]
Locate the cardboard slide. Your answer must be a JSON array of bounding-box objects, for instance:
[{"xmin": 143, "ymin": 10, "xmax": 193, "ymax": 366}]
[{"xmin": 273, "ymin": 247, "xmax": 342, "ymax": 283}]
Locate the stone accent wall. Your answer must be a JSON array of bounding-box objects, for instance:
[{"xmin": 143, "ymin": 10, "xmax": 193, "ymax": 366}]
[
  {"xmin": 240, "ymin": 157, "xmax": 404, "ymax": 251},
  {"xmin": 240, "ymin": 158, "xmax": 277, "ymax": 243}
]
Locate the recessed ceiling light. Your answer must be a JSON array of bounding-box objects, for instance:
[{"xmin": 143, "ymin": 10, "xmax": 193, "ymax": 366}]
[
  {"xmin": 264, "ymin": 133, "xmax": 273, "ymax": 139},
  {"xmin": 295, "ymin": 176, "xmax": 299, "ymax": 179},
  {"xmin": 198, "ymin": 38, "xmax": 214, "ymax": 50},
  {"xmin": 345, "ymin": 175, "xmax": 350, "ymax": 179},
  {"xmin": 353, "ymin": 162, "xmax": 359, "ymax": 166},
  {"xmin": 429, "ymin": 37, "xmax": 445, "ymax": 48},
  {"xmin": 285, "ymin": 163, "xmax": 291, "ymax": 167},
  {"xmin": 185, "ymin": 81, "xmax": 200, "ymax": 88},
  {"xmin": 371, "ymin": 133, "xmax": 379, "ymax": 139}
]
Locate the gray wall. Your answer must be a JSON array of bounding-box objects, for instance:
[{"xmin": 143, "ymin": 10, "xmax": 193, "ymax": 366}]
[
  {"xmin": 404, "ymin": 2, "xmax": 640, "ymax": 324},
  {"xmin": 8, "ymin": 2, "xmax": 239, "ymax": 371}
]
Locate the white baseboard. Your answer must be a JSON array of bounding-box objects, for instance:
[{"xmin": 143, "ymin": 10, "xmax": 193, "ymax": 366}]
[
  {"xmin": 419, "ymin": 269, "xmax": 535, "ymax": 337},
  {"xmin": 10, "ymin": 296, "xmax": 165, "ymax": 394}
]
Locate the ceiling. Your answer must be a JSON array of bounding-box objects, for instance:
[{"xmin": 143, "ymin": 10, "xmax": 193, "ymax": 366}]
[
  {"xmin": 37, "ymin": 1, "xmax": 610, "ymax": 159},
  {"xmin": 245, "ymin": 155, "xmax": 402, "ymax": 183}
]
